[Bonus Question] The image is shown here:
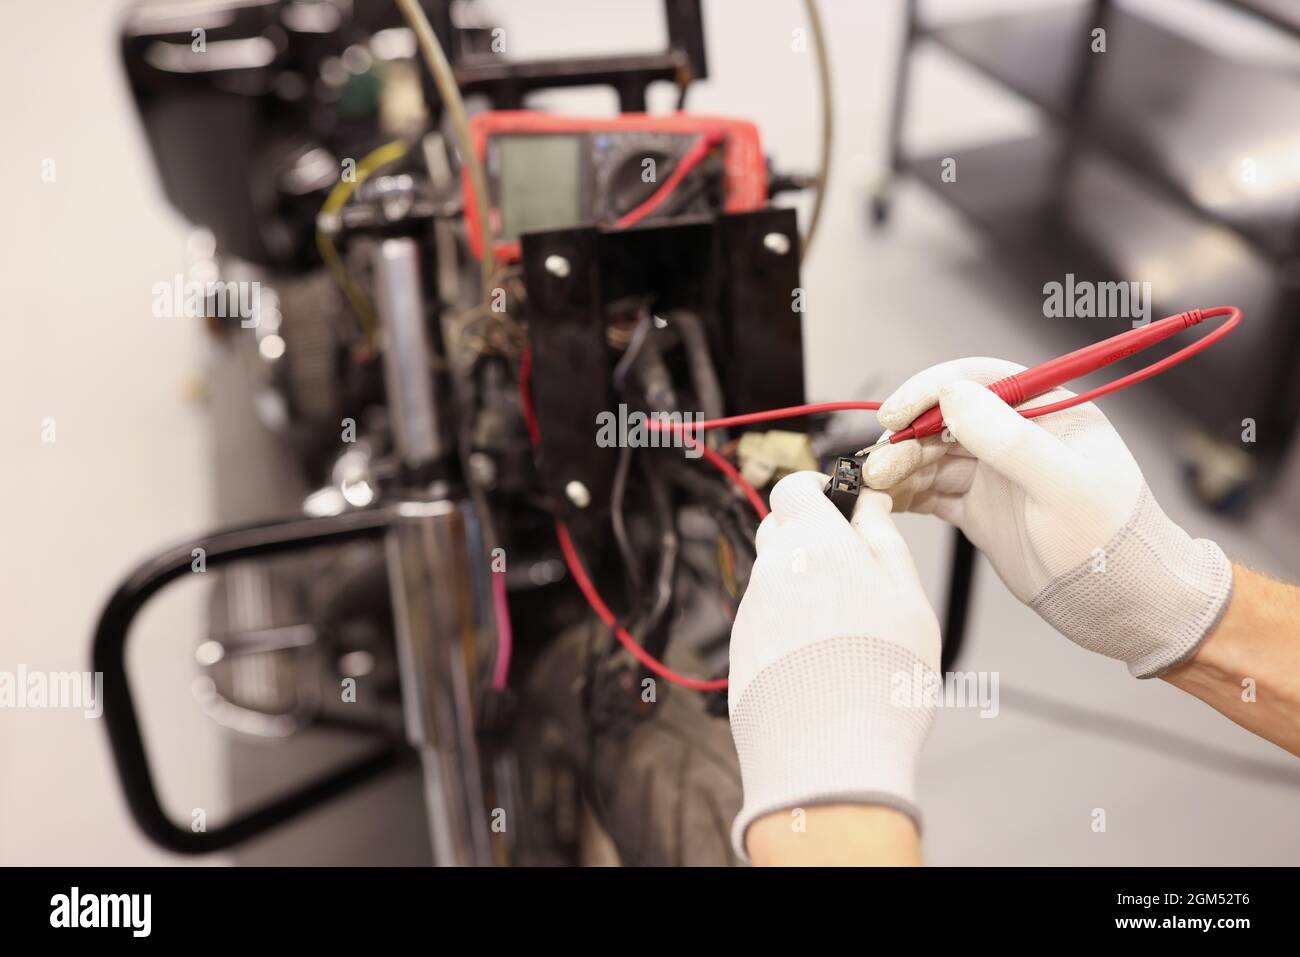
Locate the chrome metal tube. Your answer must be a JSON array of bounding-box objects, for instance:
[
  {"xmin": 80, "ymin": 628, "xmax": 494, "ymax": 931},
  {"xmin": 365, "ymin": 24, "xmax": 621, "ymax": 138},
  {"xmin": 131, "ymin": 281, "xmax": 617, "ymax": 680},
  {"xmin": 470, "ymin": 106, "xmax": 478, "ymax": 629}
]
[
  {"xmin": 372, "ymin": 238, "xmax": 443, "ymax": 469},
  {"xmin": 385, "ymin": 499, "xmax": 493, "ymax": 866}
]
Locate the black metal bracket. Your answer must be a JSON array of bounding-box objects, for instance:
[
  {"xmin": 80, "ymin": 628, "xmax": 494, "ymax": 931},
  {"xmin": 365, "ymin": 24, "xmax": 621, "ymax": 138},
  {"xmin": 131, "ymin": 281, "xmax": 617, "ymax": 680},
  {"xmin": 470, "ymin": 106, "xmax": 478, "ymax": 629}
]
[
  {"xmin": 449, "ymin": 0, "xmax": 708, "ymax": 113},
  {"xmin": 521, "ymin": 207, "xmax": 806, "ymax": 533},
  {"xmin": 91, "ymin": 509, "xmax": 407, "ymax": 854}
]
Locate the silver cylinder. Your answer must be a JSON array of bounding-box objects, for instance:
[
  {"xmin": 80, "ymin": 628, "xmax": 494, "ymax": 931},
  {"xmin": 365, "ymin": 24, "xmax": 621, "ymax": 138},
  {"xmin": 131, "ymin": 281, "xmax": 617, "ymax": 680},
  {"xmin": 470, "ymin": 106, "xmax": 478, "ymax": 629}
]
[
  {"xmin": 385, "ymin": 498, "xmax": 494, "ymax": 866},
  {"xmin": 372, "ymin": 238, "xmax": 443, "ymax": 469}
]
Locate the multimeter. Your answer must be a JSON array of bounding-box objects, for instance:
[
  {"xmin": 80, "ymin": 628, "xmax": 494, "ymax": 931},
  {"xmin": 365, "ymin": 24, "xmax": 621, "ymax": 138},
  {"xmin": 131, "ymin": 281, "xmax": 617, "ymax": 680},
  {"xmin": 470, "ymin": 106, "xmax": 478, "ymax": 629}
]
[{"xmin": 463, "ymin": 111, "xmax": 769, "ymax": 262}]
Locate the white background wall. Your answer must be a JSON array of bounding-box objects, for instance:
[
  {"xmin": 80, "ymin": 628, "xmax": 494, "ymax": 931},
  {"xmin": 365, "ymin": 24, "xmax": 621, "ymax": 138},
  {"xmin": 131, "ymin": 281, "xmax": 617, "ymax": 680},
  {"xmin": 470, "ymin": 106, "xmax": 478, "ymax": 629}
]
[{"xmin": 0, "ymin": 0, "xmax": 226, "ymax": 863}]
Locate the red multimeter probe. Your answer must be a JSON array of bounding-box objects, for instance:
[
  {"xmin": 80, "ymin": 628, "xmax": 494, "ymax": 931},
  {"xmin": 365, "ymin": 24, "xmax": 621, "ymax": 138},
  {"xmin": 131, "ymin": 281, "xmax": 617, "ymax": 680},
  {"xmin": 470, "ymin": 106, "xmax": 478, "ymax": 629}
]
[
  {"xmin": 464, "ymin": 111, "xmax": 768, "ymax": 263},
  {"xmin": 856, "ymin": 306, "xmax": 1244, "ymax": 454}
]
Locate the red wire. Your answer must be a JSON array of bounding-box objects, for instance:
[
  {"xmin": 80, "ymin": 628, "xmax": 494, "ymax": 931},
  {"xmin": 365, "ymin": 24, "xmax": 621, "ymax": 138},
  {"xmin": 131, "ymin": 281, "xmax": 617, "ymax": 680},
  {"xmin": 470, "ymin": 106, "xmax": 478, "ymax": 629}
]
[
  {"xmin": 615, "ymin": 129, "xmax": 726, "ymax": 229},
  {"xmin": 518, "ymin": 345, "xmax": 541, "ymax": 447},
  {"xmin": 1019, "ymin": 306, "xmax": 1241, "ymax": 419},
  {"xmin": 697, "ymin": 441, "xmax": 768, "ymax": 518},
  {"xmin": 519, "ymin": 350, "xmax": 730, "ymax": 691},
  {"xmin": 647, "ymin": 401, "xmax": 881, "ymax": 434},
  {"xmin": 519, "ymin": 305, "xmax": 1242, "ymax": 693},
  {"xmin": 554, "ymin": 520, "xmax": 729, "ymax": 692}
]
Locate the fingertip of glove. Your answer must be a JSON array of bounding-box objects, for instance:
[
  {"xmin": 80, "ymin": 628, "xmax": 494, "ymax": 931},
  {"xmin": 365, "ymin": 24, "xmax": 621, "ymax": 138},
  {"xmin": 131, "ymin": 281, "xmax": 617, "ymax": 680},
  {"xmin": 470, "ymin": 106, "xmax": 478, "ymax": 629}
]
[
  {"xmin": 877, "ymin": 401, "xmax": 916, "ymax": 433},
  {"xmin": 769, "ymin": 470, "xmax": 835, "ymax": 521},
  {"xmin": 937, "ymin": 380, "xmax": 995, "ymax": 437},
  {"xmin": 850, "ymin": 487, "xmax": 893, "ymax": 524},
  {"xmin": 864, "ymin": 443, "xmax": 917, "ymax": 489},
  {"xmin": 937, "ymin": 378, "xmax": 982, "ymax": 405}
]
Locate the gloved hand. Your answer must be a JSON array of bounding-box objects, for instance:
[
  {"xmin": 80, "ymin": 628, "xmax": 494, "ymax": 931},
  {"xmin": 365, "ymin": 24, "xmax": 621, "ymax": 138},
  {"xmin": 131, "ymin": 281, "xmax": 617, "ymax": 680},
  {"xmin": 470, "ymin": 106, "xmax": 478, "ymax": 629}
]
[
  {"xmin": 727, "ymin": 471, "xmax": 940, "ymax": 860},
  {"xmin": 864, "ymin": 357, "xmax": 1233, "ymax": 679}
]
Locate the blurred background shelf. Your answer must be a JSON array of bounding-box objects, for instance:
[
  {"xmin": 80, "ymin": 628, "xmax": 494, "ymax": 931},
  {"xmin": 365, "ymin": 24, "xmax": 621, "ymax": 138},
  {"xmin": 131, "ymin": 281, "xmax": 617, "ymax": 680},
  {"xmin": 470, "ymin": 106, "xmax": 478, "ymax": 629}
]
[
  {"xmin": 902, "ymin": 135, "xmax": 1285, "ymax": 446},
  {"xmin": 923, "ymin": 1, "xmax": 1300, "ymax": 261},
  {"xmin": 1233, "ymin": 0, "xmax": 1300, "ymax": 35},
  {"xmin": 879, "ymin": 0, "xmax": 1300, "ymax": 497}
]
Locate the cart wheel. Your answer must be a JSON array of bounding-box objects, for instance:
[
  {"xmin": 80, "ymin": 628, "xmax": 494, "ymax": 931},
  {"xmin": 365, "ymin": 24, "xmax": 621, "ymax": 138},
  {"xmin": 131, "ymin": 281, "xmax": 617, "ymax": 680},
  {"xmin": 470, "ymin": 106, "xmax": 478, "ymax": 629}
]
[
  {"xmin": 870, "ymin": 194, "xmax": 891, "ymax": 227},
  {"xmin": 867, "ymin": 173, "xmax": 895, "ymax": 229}
]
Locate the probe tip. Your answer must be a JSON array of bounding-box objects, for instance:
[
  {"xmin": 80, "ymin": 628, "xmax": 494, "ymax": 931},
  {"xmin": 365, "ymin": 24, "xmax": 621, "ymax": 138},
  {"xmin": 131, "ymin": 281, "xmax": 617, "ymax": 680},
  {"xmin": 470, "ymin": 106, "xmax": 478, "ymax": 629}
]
[{"xmin": 852, "ymin": 435, "xmax": 891, "ymax": 457}]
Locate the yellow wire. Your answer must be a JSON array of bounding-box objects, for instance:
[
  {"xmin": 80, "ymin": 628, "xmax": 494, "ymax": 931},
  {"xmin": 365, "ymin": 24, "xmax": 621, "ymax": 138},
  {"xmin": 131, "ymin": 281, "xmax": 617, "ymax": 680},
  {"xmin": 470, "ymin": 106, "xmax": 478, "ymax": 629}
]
[
  {"xmin": 718, "ymin": 535, "xmax": 738, "ymax": 598},
  {"xmin": 801, "ymin": 0, "xmax": 833, "ymax": 258},
  {"xmin": 316, "ymin": 139, "xmax": 410, "ymax": 342},
  {"xmin": 394, "ymin": 0, "xmax": 497, "ymax": 298}
]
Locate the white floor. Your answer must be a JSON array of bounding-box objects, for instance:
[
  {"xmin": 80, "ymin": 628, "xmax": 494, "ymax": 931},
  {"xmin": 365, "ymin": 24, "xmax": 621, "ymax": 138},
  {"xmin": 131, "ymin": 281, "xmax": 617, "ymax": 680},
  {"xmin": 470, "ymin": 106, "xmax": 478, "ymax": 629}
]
[{"xmin": 3, "ymin": 0, "xmax": 1298, "ymax": 864}]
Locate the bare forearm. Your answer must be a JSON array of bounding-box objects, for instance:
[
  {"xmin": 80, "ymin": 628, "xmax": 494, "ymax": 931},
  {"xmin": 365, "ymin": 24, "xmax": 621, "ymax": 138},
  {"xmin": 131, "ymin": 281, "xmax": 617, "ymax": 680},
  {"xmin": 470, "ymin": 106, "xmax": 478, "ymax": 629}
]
[
  {"xmin": 1163, "ymin": 563, "xmax": 1300, "ymax": 756},
  {"xmin": 746, "ymin": 805, "xmax": 922, "ymax": 866}
]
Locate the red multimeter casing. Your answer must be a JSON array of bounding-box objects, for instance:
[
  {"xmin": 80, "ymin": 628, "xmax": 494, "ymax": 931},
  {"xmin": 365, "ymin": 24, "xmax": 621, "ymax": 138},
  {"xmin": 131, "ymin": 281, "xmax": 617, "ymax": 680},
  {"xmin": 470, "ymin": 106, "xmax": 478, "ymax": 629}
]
[{"xmin": 463, "ymin": 111, "xmax": 768, "ymax": 262}]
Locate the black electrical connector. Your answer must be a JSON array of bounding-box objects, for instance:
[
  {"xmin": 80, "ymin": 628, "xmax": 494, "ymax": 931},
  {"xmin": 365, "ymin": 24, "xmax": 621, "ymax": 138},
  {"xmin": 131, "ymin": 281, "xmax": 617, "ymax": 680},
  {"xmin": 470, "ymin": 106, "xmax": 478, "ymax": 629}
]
[{"xmin": 823, "ymin": 456, "xmax": 862, "ymax": 520}]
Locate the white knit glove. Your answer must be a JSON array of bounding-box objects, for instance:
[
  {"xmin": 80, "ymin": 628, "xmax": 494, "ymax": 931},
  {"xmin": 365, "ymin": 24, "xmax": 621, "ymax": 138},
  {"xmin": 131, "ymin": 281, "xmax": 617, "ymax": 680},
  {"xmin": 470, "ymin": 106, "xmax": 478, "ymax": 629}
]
[
  {"xmin": 864, "ymin": 357, "xmax": 1233, "ymax": 679},
  {"xmin": 727, "ymin": 471, "xmax": 940, "ymax": 860}
]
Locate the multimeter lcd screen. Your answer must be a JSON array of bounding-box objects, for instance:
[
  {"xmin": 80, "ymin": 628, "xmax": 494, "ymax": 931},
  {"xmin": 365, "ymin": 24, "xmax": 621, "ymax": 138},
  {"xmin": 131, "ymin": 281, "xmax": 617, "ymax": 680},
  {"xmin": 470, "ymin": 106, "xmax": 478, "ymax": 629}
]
[{"xmin": 497, "ymin": 135, "xmax": 581, "ymax": 241}]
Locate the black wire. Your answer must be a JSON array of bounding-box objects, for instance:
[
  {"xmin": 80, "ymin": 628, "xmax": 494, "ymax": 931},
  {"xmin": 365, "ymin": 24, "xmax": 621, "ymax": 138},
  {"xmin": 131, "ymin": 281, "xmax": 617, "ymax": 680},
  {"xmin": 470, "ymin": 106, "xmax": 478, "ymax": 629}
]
[
  {"xmin": 611, "ymin": 302, "xmax": 653, "ymax": 392},
  {"xmin": 664, "ymin": 458, "xmax": 757, "ymax": 553},
  {"xmin": 660, "ymin": 166, "xmax": 723, "ymax": 219},
  {"xmin": 609, "ymin": 302, "xmax": 657, "ymax": 621},
  {"xmin": 662, "ymin": 460, "xmax": 756, "ymax": 603},
  {"xmin": 610, "ymin": 444, "xmax": 642, "ymax": 600},
  {"xmin": 640, "ymin": 461, "xmax": 679, "ymax": 654}
]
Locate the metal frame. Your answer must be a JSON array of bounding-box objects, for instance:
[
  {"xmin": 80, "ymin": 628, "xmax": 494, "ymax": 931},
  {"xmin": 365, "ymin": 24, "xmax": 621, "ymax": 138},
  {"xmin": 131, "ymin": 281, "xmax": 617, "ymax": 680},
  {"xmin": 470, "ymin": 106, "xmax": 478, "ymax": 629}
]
[
  {"xmin": 371, "ymin": 237, "xmax": 498, "ymax": 867},
  {"xmin": 447, "ymin": 0, "xmax": 708, "ymax": 112},
  {"xmin": 90, "ymin": 510, "xmax": 404, "ymax": 855}
]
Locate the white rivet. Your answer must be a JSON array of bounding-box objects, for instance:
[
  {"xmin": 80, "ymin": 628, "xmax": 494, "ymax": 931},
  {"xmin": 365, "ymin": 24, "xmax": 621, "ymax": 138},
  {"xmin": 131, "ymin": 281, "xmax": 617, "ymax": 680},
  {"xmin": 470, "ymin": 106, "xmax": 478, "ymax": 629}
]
[
  {"xmin": 467, "ymin": 452, "xmax": 497, "ymax": 488},
  {"xmin": 763, "ymin": 232, "xmax": 791, "ymax": 255},
  {"xmin": 565, "ymin": 480, "xmax": 591, "ymax": 508}
]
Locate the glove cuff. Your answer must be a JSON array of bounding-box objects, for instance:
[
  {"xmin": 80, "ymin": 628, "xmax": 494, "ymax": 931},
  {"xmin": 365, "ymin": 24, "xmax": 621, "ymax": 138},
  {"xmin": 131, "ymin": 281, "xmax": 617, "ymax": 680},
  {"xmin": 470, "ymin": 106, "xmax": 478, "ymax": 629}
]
[
  {"xmin": 1031, "ymin": 484, "xmax": 1234, "ymax": 679},
  {"xmin": 729, "ymin": 635, "xmax": 936, "ymax": 861}
]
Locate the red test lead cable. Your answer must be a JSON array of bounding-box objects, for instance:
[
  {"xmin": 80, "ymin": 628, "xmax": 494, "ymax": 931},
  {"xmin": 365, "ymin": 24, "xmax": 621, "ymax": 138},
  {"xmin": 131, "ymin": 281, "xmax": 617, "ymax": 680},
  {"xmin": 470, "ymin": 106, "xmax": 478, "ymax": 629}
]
[
  {"xmin": 857, "ymin": 306, "xmax": 1242, "ymax": 453},
  {"xmin": 520, "ymin": 347, "xmax": 731, "ymax": 691},
  {"xmin": 524, "ymin": 305, "xmax": 1243, "ymax": 692}
]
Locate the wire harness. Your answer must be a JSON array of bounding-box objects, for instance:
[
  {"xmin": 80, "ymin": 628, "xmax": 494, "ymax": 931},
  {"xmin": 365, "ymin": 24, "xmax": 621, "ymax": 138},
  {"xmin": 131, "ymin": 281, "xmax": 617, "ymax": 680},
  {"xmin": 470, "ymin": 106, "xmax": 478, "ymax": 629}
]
[{"xmin": 523, "ymin": 305, "xmax": 1243, "ymax": 692}]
